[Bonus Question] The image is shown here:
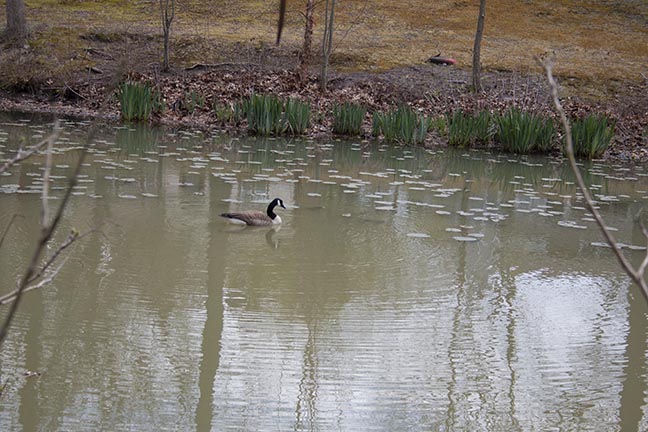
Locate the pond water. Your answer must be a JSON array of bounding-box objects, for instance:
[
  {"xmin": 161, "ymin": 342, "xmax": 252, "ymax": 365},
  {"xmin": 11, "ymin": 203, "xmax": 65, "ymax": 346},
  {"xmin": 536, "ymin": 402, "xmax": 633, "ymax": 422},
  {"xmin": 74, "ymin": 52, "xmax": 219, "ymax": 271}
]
[{"xmin": 1, "ymin": 114, "xmax": 648, "ymax": 431}]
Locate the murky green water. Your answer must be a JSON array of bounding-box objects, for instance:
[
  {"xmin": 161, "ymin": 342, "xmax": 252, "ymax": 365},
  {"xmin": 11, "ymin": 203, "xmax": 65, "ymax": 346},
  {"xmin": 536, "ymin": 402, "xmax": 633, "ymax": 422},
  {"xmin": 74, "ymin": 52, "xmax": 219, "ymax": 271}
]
[{"xmin": 1, "ymin": 114, "xmax": 648, "ymax": 431}]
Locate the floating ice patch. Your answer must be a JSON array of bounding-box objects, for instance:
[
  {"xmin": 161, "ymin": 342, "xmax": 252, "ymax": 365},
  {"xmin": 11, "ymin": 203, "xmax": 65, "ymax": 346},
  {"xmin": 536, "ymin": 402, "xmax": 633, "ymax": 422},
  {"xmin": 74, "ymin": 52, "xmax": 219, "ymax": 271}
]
[
  {"xmin": 0, "ymin": 183, "xmax": 19, "ymax": 192},
  {"xmin": 407, "ymin": 233, "xmax": 430, "ymax": 238},
  {"xmin": 598, "ymin": 195, "xmax": 620, "ymax": 202},
  {"xmin": 591, "ymin": 242, "xmax": 611, "ymax": 248},
  {"xmin": 141, "ymin": 193, "xmax": 158, "ymax": 198},
  {"xmin": 453, "ymin": 236, "xmax": 478, "ymax": 242},
  {"xmin": 557, "ymin": 220, "xmax": 587, "ymax": 230},
  {"xmin": 445, "ymin": 228, "xmax": 462, "ymax": 233},
  {"xmin": 436, "ymin": 210, "xmax": 451, "ymax": 215}
]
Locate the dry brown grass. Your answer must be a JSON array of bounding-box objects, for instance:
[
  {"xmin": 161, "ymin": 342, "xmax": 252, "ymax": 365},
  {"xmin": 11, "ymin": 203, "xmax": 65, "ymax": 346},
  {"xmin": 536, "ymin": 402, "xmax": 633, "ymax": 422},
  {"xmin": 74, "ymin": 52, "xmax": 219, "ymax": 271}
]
[{"xmin": 1, "ymin": 0, "xmax": 646, "ymax": 89}]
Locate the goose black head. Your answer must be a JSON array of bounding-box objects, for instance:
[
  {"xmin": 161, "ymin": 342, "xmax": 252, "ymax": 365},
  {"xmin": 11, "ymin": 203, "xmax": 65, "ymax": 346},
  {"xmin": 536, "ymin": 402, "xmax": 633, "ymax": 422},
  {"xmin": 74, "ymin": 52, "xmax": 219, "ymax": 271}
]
[{"xmin": 267, "ymin": 198, "xmax": 286, "ymax": 219}]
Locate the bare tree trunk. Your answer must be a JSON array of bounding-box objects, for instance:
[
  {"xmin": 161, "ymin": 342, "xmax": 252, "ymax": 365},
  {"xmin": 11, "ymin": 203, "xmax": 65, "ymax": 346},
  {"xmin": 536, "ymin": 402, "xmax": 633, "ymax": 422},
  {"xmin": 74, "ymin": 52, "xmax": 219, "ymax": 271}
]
[
  {"xmin": 160, "ymin": 0, "xmax": 174, "ymax": 72},
  {"xmin": 320, "ymin": 0, "xmax": 336, "ymax": 92},
  {"xmin": 277, "ymin": 0, "xmax": 287, "ymax": 45},
  {"xmin": 299, "ymin": 0, "xmax": 316, "ymax": 82},
  {"xmin": 5, "ymin": 0, "xmax": 27, "ymax": 45},
  {"xmin": 472, "ymin": 0, "xmax": 486, "ymax": 92}
]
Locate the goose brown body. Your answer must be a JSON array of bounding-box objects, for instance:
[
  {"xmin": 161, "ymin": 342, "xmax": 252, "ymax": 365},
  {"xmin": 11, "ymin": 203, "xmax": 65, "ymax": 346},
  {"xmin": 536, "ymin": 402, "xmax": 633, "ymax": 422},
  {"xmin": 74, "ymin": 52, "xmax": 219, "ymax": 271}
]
[{"xmin": 220, "ymin": 198, "xmax": 286, "ymax": 226}]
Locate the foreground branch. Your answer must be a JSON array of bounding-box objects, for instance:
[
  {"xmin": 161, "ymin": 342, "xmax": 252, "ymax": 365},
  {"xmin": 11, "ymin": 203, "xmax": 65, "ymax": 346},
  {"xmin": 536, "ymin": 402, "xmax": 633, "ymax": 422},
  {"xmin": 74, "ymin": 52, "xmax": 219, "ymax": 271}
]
[
  {"xmin": 0, "ymin": 65, "xmax": 122, "ymax": 348},
  {"xmin": 0, "ymin": 256, "xmax": 71, "ymax": 306},
  {"xmin": 0, "ymin": 215, "xmax": 23, "ymax": 250},
  {"xmin": 0, "ymin": 124, "xmax": 61, "ymax": 175},
  {"xmin": 0, "ymin": 228, "xmax": 95, "ymax": 307},
  {"xmin": 0, "ymin": 139, "xmax": 90, "ymax": 346},
  {"xmin": 543, "ymin": 60, "xmax": 648, "ymax": 303}
]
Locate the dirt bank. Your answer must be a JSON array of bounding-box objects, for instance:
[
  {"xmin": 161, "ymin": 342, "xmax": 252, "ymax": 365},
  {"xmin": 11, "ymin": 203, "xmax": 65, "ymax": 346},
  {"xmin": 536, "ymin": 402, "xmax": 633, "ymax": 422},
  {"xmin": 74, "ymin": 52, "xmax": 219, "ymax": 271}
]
[{"xmin": 1, "ymin": 53, "xmax": 646, "ymax": 162}]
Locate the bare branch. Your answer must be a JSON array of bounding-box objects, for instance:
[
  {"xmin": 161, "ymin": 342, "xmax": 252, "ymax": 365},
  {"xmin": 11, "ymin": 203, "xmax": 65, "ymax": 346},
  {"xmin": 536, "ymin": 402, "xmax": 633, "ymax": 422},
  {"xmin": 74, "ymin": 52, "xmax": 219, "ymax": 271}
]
[
  {"xmin": 0, "ymin": 214, "xmax": 23, "ymax": 250},
  {"xmin": 0, "ymin": 125, "xmax": 62, "ymax": 175},
  {"xmin": 26, "ymin": 229, "xmax": 94, "ymax": 286},
  {"xmin": 0, "ymin": 65, "xmax": 121, "ymax": 348},
  {"xmin": 40, "ymin": 123, "xmax": 58, "ymax": 229},
  {"xmin": 638, "ymin": 221, "xmax": 648, "ymax": 277},
  {"xmin": 0, "ymin": 133, "xmax": 90, "ymax": 346},
  {"xmin": 542, "ymin": 59, "xmax": 648, "ymax": 302},
  {"xmin": 0, "ymin": 256, "xmax": 71, "ymax": 306}
]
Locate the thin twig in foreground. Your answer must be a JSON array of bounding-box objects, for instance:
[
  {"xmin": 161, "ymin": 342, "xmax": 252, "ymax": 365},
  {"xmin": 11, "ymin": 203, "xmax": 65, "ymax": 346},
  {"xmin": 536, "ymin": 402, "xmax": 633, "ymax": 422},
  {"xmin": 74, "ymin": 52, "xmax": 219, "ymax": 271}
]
[
  {"xmin": 0, "ymin": 135, "xmax": 90, "ymax": 347},
  {"xmin": 0, "ymin": 124, "xmax": 62, "ymax": 175},
  {"xmin": 543, "ymin": 60, "xmax": 648, "ymax": 303},
  {"xmin": 0, "ymin": 256, "xmax": 71, "ymax": 306},
  {"xmin": 0, "ymin": 68, "xmax": 122, "ymax": 348},
  {"xmin": 0, "ymin": 229, "xmax": 95, "ymax": 306},
  {"xmin": 0, "ymin": 215, "xmax": 23, "ymax": 250}
]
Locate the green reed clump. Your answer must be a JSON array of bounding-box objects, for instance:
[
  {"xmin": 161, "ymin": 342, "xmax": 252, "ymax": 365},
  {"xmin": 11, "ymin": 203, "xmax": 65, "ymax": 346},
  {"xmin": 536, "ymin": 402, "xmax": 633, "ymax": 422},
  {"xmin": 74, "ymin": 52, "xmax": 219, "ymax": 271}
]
[
  {"xmin": 212, "ymin": 101, "xmax": 234, "ymax": 124},
  {"xmin": 372, "ymin": 105, "xmax": 431, "ymax": 145},
  {"xmin": 233, "ymin": 101, "xmax": 246, "ymax": 124},
  {"xmin": 430, "ymin": 116, "xmax": 447, "ymax": 136},
  {"xmin": 117, "ymin": 81, "xmax": 163, "ymax": 122},
  {"xmin": 569, "ymin": 114, "xmax": 614, "ymax": 159},
  {"xmin": 284, "ymin": 98, "xmax": 311, "ymax": 135},
  {"xmin": 242, "ymin": 93, "xmax": 286, "ymax": 135},
  {"xmin": 494, "ymin": 108, "xmax": 556, "ymax": 154},
  {"xmin": 184, "ymin": 91, "xmax": 205, "ymax": 114},
  {"xmin": 446, "ymin": 110, "xmax": 492, "ymax": 147},
  {"xmin": 332, "ymin": 102, "xmax": 367, "ymax": 135}
]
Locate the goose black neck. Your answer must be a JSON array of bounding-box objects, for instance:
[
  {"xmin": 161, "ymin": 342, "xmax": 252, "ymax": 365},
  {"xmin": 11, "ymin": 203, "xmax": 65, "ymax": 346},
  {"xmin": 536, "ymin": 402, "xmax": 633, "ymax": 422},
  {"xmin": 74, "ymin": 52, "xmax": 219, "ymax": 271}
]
[{"xmin": 267, "ymin": 199, "xmax": 279, "ymax": 219}]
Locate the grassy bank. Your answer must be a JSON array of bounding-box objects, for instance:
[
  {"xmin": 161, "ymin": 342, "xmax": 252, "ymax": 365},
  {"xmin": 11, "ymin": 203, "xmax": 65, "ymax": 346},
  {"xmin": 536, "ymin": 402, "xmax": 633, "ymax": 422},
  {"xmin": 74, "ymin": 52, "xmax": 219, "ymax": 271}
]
[{"xmin": 1, "ymin": 0, "xmax": 647, "ymax": 88}]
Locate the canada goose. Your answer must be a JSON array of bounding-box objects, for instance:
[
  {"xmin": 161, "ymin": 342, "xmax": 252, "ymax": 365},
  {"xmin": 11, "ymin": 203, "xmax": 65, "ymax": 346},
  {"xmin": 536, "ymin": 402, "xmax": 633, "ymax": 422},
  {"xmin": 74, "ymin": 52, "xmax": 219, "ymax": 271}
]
[{"xmin": 220, "ymin": 198, "xmax": 286, "ymax": 226}]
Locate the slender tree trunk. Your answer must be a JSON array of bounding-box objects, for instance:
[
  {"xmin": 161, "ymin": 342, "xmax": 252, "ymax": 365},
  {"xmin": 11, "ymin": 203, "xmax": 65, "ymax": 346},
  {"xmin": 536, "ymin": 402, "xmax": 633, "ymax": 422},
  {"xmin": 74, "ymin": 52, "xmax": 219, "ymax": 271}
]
[
  {"xmin": 160, "ymin": 0, "xmax": 174, "ymax": 72},
  {"xmin": 277, "ymin": 0, "xmax": 287, "ymax": 45},
  {"xmin": 472, "ymin": 0, "xmax": 486, "ymax": 92},
  {"xmin": 320, "ymin": 0, "xmax": 336, "ymax": 92},
  {"xmin": 5, "ymin": 0, "xmax": 27, "ymax": 45},
  {"xmin": 299, "ymin": 0, "xmax": 316, "ymax": 82}
]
